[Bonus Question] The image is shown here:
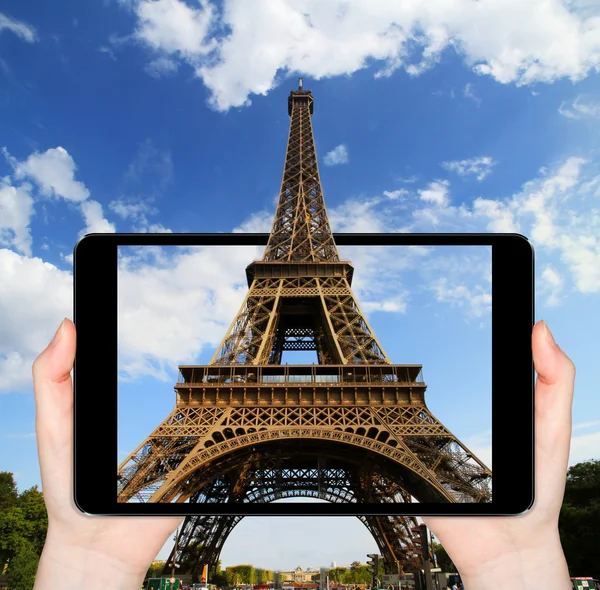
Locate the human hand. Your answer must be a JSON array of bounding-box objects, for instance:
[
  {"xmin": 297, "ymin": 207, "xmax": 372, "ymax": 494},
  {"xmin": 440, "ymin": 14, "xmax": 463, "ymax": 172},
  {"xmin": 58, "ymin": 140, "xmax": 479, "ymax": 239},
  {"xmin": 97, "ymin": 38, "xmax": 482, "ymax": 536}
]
[
  {"xmin": 423, "ymin": 320, "xmax": 575, "ymax": 590},
  {"xmin": 32, "ymin": 319, "xmax": 183, "ymax": 590}
]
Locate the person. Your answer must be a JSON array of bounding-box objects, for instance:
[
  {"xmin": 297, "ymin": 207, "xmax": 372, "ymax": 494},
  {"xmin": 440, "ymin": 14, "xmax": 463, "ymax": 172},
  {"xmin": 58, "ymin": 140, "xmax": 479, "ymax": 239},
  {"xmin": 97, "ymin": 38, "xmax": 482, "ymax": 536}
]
[{"xmin": 31, "ymin": 319, "xmax": 575, "ymax": 590}]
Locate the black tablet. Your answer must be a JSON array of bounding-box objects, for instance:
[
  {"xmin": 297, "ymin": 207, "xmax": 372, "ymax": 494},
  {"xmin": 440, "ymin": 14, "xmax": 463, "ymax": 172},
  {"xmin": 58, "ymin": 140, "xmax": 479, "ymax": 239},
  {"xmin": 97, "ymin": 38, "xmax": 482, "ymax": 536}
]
[{"xmin": 73, "ymin": 232, "xmax": 534, "ymax": 516}]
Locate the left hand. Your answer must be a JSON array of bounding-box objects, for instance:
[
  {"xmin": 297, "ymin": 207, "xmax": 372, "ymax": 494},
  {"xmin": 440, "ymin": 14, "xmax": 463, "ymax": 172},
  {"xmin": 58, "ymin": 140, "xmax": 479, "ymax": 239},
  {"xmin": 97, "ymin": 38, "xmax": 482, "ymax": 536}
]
[{"xmin": 33, "ymin": 318, "xmax": 183, "ymax": 588}]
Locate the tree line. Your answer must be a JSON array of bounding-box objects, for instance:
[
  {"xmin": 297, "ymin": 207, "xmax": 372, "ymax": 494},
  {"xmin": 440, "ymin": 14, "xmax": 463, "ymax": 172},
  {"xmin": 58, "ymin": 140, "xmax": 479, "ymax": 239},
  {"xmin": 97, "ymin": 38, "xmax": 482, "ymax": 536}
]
[
  {"xmin": 0, "ymin": 473, "xmax": 48, "ymax": 590},
  {"xmin": 1, "ymin": 460, "xmax": 599, "ymax": 590}
]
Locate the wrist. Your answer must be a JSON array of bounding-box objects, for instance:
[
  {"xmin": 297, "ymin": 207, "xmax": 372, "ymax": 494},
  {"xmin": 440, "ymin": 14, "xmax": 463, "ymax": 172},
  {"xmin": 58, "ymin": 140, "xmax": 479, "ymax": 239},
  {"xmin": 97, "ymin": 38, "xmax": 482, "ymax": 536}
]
[
  {"xmin": 458, "ymin": 535, "xmax": 571, "ymax": 590},
  {"xmin": 35, "ymin": 527, "xmax": 145, "ymax": 590}
]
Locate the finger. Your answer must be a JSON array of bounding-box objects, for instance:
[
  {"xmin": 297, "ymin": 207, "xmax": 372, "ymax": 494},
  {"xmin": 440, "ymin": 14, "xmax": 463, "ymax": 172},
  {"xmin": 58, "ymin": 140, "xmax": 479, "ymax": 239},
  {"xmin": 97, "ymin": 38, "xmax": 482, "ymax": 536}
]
[
  {"xmin": 32, "ymin": 319, "xmax": 77, "ymax": 507},
  {"xmin": 531, "ymin": 320, "xmax": 575, "ymax": 515}
]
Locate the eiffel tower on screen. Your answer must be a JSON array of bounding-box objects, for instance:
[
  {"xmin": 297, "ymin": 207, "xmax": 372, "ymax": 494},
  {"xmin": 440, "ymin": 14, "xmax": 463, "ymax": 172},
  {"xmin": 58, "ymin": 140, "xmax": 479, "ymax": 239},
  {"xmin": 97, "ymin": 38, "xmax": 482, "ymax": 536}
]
[{"xmin": 117, "ymin": 79, "xmax": 491, "ymax": 579}]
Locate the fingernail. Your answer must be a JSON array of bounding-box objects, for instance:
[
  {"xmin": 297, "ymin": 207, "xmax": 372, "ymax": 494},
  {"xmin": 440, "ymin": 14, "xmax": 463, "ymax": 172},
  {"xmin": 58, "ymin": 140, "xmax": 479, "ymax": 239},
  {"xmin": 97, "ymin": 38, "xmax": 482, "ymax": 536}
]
[
  {"xmin": 542, "ymin": 320, "xmax": 557, "ymax": 349},
  {"xmin": 51, "ymin": 319, "xmax": 66, "ymax": 346}
]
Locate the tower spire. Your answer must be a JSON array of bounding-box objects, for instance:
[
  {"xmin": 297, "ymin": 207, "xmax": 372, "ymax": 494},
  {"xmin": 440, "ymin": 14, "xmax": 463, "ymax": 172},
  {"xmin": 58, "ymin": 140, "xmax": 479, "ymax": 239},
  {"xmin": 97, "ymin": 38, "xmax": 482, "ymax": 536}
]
[{"xmin": 262, "ymin": 82, "xmax": 339, "ymax": 262}]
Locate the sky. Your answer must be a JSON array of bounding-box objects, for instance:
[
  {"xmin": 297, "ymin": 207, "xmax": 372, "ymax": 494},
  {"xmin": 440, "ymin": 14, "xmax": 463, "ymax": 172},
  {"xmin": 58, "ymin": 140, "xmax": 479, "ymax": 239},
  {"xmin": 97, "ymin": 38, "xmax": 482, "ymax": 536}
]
[{"xmin": 1, "ymin": 0, "xmax": 600, "ymax": 572}]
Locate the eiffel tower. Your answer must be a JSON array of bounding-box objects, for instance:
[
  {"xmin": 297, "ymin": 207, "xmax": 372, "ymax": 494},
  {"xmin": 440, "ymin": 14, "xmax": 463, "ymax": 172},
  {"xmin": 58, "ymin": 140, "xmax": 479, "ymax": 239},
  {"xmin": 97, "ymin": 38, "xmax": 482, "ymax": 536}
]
[{"xmin": 117, "ymin": 79, "xmax": 491, "ymax": 580}]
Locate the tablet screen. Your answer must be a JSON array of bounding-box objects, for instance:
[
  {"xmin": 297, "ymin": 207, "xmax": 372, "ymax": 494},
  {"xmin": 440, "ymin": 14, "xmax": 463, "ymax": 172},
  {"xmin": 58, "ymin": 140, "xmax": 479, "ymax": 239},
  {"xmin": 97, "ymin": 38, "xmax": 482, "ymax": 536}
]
[{"xmin": 116, "ymin": 242, "xmax": 491, "ymax": 506}]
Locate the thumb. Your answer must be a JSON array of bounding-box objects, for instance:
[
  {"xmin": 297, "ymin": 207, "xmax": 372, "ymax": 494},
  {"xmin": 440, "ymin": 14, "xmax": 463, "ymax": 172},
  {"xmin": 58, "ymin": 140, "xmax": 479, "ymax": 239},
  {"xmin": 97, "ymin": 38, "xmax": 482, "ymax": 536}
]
[
  {"xmin": 531, "ymin": 320, "xmax": 575, "ymax": 517},
  {"xmin": 32, "ymin": 319, "xmax": 77, "ymax": 508}
]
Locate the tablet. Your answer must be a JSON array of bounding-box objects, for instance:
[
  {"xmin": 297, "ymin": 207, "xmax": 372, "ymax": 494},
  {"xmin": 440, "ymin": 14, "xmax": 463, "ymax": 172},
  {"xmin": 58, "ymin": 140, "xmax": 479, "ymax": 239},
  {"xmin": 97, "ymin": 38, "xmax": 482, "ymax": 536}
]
[{"xmin": 73, "ymin": 232, "xmax": 533, "ymax": 516}]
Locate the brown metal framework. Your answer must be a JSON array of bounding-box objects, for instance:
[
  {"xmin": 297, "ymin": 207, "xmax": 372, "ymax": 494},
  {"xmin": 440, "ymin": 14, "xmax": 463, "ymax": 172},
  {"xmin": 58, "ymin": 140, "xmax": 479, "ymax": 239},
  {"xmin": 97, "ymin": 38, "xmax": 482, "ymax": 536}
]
[{"xmin": 117, "ymin": 80, "xmax": 491, "ymax": 579}]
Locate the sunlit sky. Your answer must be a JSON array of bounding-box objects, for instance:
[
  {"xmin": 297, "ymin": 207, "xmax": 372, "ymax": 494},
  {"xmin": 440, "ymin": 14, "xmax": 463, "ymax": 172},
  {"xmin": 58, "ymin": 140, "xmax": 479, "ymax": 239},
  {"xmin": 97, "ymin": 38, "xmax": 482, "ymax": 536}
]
[{"xmin": 1, "ymin": 0, "xmax": 600, "ymax": 571}]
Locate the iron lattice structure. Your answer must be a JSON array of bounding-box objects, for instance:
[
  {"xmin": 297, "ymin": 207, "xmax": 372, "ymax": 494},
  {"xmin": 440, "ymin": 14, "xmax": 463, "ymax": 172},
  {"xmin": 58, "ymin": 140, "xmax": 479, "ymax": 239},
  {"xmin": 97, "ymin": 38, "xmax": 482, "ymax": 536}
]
[{"xmin": 117, "ymin": 80, "xmax": 492, "ymax": 580}]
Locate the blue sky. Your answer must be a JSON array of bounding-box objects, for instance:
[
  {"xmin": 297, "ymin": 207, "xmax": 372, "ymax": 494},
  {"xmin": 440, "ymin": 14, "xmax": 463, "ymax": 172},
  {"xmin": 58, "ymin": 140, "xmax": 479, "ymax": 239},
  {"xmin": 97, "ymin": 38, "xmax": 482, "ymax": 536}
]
[{"xmin": 1, "ymin": 0, "xmax": 600, "ymax": 572}]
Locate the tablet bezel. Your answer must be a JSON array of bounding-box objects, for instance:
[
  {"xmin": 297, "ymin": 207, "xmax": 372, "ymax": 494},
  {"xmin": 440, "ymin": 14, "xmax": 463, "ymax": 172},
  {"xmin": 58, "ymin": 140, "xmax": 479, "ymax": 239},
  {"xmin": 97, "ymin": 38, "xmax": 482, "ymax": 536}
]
[{"xmin": 73, "ymin": 233, "xmax": 534, "ymax": 516}]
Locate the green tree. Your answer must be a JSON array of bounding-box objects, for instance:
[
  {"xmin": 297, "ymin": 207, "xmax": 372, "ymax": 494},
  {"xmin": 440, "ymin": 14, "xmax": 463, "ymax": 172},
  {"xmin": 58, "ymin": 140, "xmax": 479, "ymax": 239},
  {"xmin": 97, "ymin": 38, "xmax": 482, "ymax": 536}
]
[
  {"xmin": 17, "ymin": 487, "xmax": 47, "ymax": 556},
  {"xmin": 211, "ymin": 571, "xmax": 229, "ymax": 587},
  {"xmin": 349, "ymin": 561, "xmax": 362, "ymax": 584},
  {"xmin": 211, "ymin": 560, "xmax": 229, "ymax": 587},
  {"xmin": 6, "ymin": 542, "xmax": 39, "ymax": 590},
  {"xmin": 328, "ymin": 568, "xmax": 349, "ymax": 583},
  {"xmin": 431, "ymin": 542, "xmax": 456, "ymax": 573},
  {"xmin": 376, "ymin": 559, "xmax": 385, "ymax": 582},
  {"xmin": 0, "ymin": 506, "xmax": 28, "ymax": 571},
  {"xmin": 144, "ymin": 560, "xmax": 167, "ymax": 583},
  {"xmin": 256, "ymin": 569, "xmax": 273, "ymax": 584},
  {"xmin": 226, "ymin": 565, "xmax": 256, "ymax": 586},
  {"xmin": 0, "ymin": 473, "xmax": 19, "ymax": 511},
  {"xmin": 0, "ymin": 478, "xmax": 49, "ymax": 575},
  {"xmin": 559, "ymin": 459, "xmax": 600, "ymax": 580}
]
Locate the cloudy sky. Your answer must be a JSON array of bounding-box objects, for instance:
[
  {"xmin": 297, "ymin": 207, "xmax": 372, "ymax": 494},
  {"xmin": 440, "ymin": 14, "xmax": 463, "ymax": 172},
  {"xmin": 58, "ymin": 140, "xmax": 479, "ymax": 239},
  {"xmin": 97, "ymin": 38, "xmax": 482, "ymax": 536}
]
[{"xmin": 2, "ymin": 0, "xmax": 600, "ymax": 572}]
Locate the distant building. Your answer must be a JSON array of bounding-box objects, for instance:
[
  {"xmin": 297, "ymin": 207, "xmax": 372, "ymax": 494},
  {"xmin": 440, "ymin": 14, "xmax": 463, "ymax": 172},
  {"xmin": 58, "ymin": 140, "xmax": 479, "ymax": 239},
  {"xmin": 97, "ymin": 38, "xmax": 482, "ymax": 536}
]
[
  {"xmin": 275, "ymin": 567, "xmax": 319, "ymax": 583},
  {"xmin": 331, "ymin": 562, "xmax": 336, "ymax": 569}
]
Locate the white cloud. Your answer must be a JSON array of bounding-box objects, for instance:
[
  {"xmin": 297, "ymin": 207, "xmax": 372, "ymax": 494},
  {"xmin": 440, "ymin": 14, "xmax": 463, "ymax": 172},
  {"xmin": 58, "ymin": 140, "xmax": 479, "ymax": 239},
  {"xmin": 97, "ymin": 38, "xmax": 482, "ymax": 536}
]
[
  {"xmin": 396, "ymin": 175, "xmax": 418, "ymax": 184},
  {"xmin": 428, "ymin": 277, "xmax": 492, "ymax": 319},
  {"xmin": 329, "ymin": 197, "xmax": 386, "ymax": 233},
  {"xmin": 471, "ymin": 198, "xmax": 517, "ymax": 232},
  {"xmin": 463, "ymin": 82, "xmax": 481, "ymax": 105},
  {"xmin": 323, "ymin": 144, "xmax": 349, "ymax": 166},
  {"xmin": 0, "ymin": 249, "xmax": 72, "ymax": 392},
  {"xmin": 442, "ymin": 156, "xmax": 495, "ymax": 181},
  {"xmin": 99, "ymin": 45, "xmax": 117, "ymax": 60},
  {"xmin": 79, "ymin": 200, "xmax": 116, "ymax": 236},
  {"xmin": 539, "ymin": 265, "xmax": 564, "ymax": 307},
  {"xmin": 0, "ymin": 11, "xmax": 37, "ymax": 43},
  {"xmin": 347, "ymin": 155, "xmax": 600, "ymax": 303},
  {"xmin": 117, "ymin": 244, "xmax": 262, "ymax": 380},
  {"xmin": 145, "ymin": 56, "xmax": 179, "ymax": 78},
  {"xmin": 559, "ymin": 94, "xmax": 600, "ymax": 119},
  {"xmin": 361, "ymin": 296, "xmax": 408, "ymax": 313},
  {"xmin": 134, "ymin": 0, "xmax": 217, "ymax": 56},
  {"xmin": 108, "ymin": 199, "xmax": 168, "ymax": 232},
  {"xmin": 233, "ymin": 210, "xmax": 273, "ymax": 233},
  {"xmin": 109, "ymin": 200, "xmax": 157, "ymax": 221},
  {"xmin": 456, "ymin": 158, "xmax": 600, "ymax": 296},
  {"xmin": 117, "ymin": 0, "xmax": 600, "ymax": 111},
  {"xmin": 137, "ymin": 223, "xmax": 173, "ymax": 233},
  {"xmin": 10, "ymin": 147, "xmax": 89, "ymax": 202},
  {"xmin": 0, "ymin": 178, "xmax": 34, "ymax": 256},
  {"xmin": 4, "ymin": 146, "xmax": 116, "ymax": 238},
  {"xmin": 418, "ymin": 180, "xmax": 450, "ymax": 207},
  {"xmin": 383, "ymin": 189, "xmax": 408, "ymax": 200}
]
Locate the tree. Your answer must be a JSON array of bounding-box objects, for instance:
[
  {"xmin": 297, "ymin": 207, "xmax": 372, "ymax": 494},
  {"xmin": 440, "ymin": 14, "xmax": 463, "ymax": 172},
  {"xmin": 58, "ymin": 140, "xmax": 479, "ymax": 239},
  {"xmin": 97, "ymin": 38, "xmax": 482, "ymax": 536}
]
[
  {"xmin": 211, "ymin": 571, "xmax": 229, "ymax": 588},
  {"xmin": 563, "ymin": 459, "xmax": 600, "ymax": 507},
  {"xmin": 211, "ymin": 560, "xmax": 229, "ymax": 587},
  {"xmin": 145, "ymin": 560, "xmax": 167, "ymax": 583},
  {"xmin": 226, "ymin": 565, "xmax": 256, "ymax": 586},
  {"xmin": 16, "ymin": 487, "xmax": 47, "ymax": 556},
  {"xmin": 559, "ymin": 460, "xmax": 600, "ymax": 580},
  {"xmin": 0, "ymin": 473, "xmax": 19, "ymax": 511},
  {"xmin": 430, "ymin": 542, "xmax": 456, "ymax": 573},
  {"xmin": 6, "ymin": 542, "xmax": 39, "ymax": 590},
  {"xmin": 0, "ymin": 478, "xmax": 48, "ymax": 576},
  {"xmin": 256, "ymin": 569, "xmax": 273, "ymax": 584},
  {"xmin": 0, "ymin": 506, "xmax": 28, "ymax": 572},
  {"xmin": 328, "ymin": 568, "xmax": 349, "ymax": 583}
]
